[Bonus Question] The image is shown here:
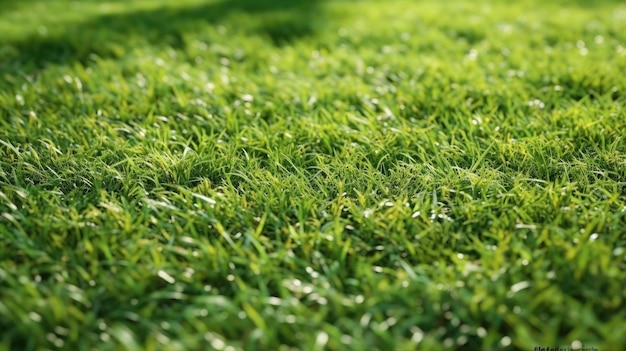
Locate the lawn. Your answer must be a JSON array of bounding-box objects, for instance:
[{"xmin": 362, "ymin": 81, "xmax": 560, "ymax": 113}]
[{"xmin": 1, "ymin": 0, "xmax": 625, "ymax": 350}]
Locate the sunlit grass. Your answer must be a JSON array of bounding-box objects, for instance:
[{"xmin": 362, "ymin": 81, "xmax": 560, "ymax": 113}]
[{"xmin": 1, "ymin": 0, "xmax": 625, "ymax": 350}]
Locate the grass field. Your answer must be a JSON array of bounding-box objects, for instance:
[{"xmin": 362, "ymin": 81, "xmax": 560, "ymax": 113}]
[{"xmin": 1, "ymin": 0, "xmax": 626, "ymax": 350}]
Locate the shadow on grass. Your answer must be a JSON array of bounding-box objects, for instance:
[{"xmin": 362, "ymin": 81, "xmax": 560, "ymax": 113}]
[
  {"xmin": 0, "ymin": 0, "xmax": 41, "ymax": 11},
  {"xmin": 1, "ymin": 0, "xmax": 322, "ymax": 73}
]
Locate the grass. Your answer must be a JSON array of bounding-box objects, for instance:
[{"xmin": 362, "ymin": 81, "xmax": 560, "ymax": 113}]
[{"xmin": 1, "ymin": 0, "xmax": 625, "ymax": 350}]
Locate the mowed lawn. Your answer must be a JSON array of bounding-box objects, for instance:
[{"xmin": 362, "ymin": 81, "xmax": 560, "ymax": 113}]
[{"xmin": 1, "ymin": 0, "xmax": 625, "ymax": 350}]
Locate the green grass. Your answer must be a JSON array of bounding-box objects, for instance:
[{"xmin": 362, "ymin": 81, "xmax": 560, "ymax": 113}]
[{"xmin": 1, "ymin": 0, "xmax": 626, "ymax": 350}]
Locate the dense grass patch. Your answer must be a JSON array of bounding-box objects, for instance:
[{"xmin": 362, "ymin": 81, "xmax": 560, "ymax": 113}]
[{"xmin": 1, "ymin": 0, "xmax": 625, "ymax": 350}]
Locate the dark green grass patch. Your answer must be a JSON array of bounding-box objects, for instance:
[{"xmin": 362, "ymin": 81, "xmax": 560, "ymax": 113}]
[{"xmin": 1, "ymin": 0, "xmax": 626, "ymax": 350}]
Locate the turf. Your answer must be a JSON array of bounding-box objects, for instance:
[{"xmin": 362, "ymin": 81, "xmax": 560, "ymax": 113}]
[{"xmin": 1, "ymin": 0, "xmax": 625, "ymax": 350}]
